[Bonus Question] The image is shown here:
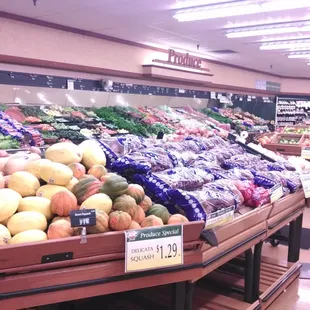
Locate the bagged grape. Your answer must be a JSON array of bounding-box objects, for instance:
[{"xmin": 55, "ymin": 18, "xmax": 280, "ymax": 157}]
[
  {"xmin": 154, "ymin": 167, "xmax": 214, "ymax": 191},
  {"xmin": 112, "ymin": 156, "xmax": 151, "ymax": 176},
  {"xmin": 282, "ymin": 171, "xmax": 302, "ymax": 193},
  {"xmin": 245, "ymin": 187, "xmax": 270, "ymax": 208},
  {"xmin": 132, "ymin": 173, "xmax": 175, "ymax": 210},
  {"xmin": 97, "ymin": 140, "xmax": 119, "ymax": 168},
  {"xmin": 254, "ymin": 171, "xmax": 287, "ymax": 189},
  {"xmin": 234, "ymin": 180, "xmax": 255, "ymax": 202}
]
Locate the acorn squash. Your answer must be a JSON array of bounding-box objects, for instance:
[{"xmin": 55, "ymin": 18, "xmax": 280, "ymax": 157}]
[{"xmin": 100, "ymin": 175, "xmax": 128, "ymax": 200}]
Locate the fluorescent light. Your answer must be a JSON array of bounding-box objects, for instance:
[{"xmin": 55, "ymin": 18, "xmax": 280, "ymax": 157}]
[
  {"xmin": 227, "ymin": 23, "xmax": 310, "ymax": 39},
  {"xmin": 174, "ymin": 0, "xmax": 310, "ymax": 22},
  {"xmin": 260, "ymin": 41, "xmax": 310, "ymax": 50},
  {"xmin": 288, "ymin": 53, "xmax": 310, "ymax": 58}
]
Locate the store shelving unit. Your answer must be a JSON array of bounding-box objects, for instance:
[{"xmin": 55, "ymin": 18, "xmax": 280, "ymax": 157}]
[
  {"xmin": 276, "ymin": 96, "xmax": 310, "ymax": 127},
  {"xmin": 0, "ymin": 192, "xmax": 305, "ymax": 310}
]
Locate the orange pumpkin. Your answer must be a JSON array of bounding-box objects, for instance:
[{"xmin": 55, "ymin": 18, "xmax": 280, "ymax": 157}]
[
  {"xmin": 50, "ymin": 191, "xmax": 78, "ymax": 216},
  {"xmin": 68, "ymin": 163, "xmax": 86, "ymax": 179}
]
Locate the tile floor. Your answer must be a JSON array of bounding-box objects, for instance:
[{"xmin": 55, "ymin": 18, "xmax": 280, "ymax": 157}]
[{"xmin": 263, "ymin": 207, "xmax": 310, "ymax": 309}]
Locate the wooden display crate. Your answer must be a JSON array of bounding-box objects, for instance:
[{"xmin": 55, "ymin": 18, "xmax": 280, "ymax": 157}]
[
  {"xmin": 263, "ymin": 134, "xmax": 303, "ymax": 155},
  {"xmin": 205, "ymin": 257, "xmax": 301, "ymax": 310},
  {"xmin": 259, "ymin": 257, "xmax": 301, "ymax": 309},
  {"xmin": 0, "ymin": 221, "xmax": 205, "ymax": 309},
  {"xmin": 268, "ymin": 189, "xmax": 305, "ymax": 219},
  {"xmin": 0, "ymin": 221, "xmax": 204, "ymax": 274},
  {"xmin": 194, "ymin": 205, "xmax": 274, "ymax": 280}
]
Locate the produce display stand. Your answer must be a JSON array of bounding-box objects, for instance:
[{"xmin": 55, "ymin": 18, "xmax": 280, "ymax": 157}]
[
  {"xmin": 183, "ymin": 190, "xmax": 305, "ymax": 310},
  {"xmin": 0, "ymin": 190, "xmax": 305, "ymax": 310},
  {"xmin": 0, "ymin": 221, "xmax": 204, "ymax": 310}
]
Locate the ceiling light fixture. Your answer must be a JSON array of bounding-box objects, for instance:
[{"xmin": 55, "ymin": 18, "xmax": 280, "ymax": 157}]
[
  {"xmin": 260, "ymin": 40, "xmax": 310, "ymax": 50},
  {"xmin": 288, "ymin": 52, "xmax": 310, "ymax": 58},
  {"xmin": 173, "ymin": 0, "xmax": 310, "ymax": 22},
  {"xmin": 226, "ymin": 21, "xmax": 310, "ymax": 38}
]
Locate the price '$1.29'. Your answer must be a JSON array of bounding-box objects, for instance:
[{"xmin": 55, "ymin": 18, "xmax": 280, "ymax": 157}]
[{"xmin": 156, "ymin": 243, "xmax": 179, "ymax": 259}]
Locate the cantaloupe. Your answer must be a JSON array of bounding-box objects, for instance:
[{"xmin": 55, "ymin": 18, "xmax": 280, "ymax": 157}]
[
  {"xmin": 68, "ymin": 163, "xmax": 86, "ymax": 179},
  {"xmin": 109, "ymin": 211, "xmax": 131, "ymax": 231},
  {"xmin": 0, "ymin": 223, "xmax": 11, "ymax": 245},
  {"xmin": 0, "ymin": 188, "xmax": 22, "ymax": 222},
  {"xmin": 36, "ymin": 184, "xmax": 69, "ymax": 199},
  {"xmin": 25, "ymin": 159, "xmax": 52, "ymax": 179},
  {"xmin": 168, "ymin": 214, "xmax": 189, "ymax": 224},
  {"xmin": 65, "ymin": 177, "xmax": 79, "ymax": 191},
  {"xmin": 3, "ymin": 156, "xmax": 29, "ymax": 175},
  {"xmin": 129, "ymin": 221, "xmax": 141, "ymax": 230},
  {"xmin": 126, "ymin": 184, "xmax": 145, "ymax": 204},
  {"xmin": 139, "ymin": 195, "xmax": 152, "ymax": 212},
  {"xmin": 81, "ymin": 193, "xmax": 112, "ymax": 214},
  {"xmin": 7, "ymin": 211, "xmax": 47, "ymax": 235},
  {"xmin": 45, "ymin": 142, "xmax": 83, "ymax": 165},
  {"xmin": 18, "ymin": 197, "xmax": 53, "ymax": 220},
  {"xmin": 0, "ymin": 174, "xmax": 5, "ymax": 189},
  {"xmin": 8, "ymin": 229, "xmax": 47, "ymax": 245},
  {"xmin": 79, "ymin": 140, "xmax": 106, "ymax": 169},
  {"xmin": 8, "ymin": 171, "xmax": 41, "ymax": 197},
  {"xmin": 132, "ymin": 206, "xmax": 146, "ymax": 224},
  {"xmin": 88, "ymin": 165, "xmax": 107, "ymax": 179},
  {"xmin": 47, "ymin": 219, "xmax": 74, "ymax": 239},
  {"xmin": 40, "ymin": 162, "xmax": 73, "ymax": 186},
  {"xmin": 51, "ymin": 191, "xmax": 78, "ymax": 216},
  {"xmin": 141, "ymin": 215, "xmax": 163, "ymax": 228},
  {"xmin": 86, "ymin": 210, "xmax": 109, "ymax": 234}
]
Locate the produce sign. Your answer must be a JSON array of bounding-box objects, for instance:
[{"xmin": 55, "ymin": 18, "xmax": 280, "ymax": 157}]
[
  {"xmin": 124, "ymin": 225, "xmax": 183, "ymax": 273},
  {"xmin": 205, "ymin": 206, "xmax": 235, "ymax": 230},
  {"xmin": 70, "ymin": 209, "xmax": 96, "ymax": 227},
  {"xmin": 300, "ymin": 174, "xmax": 310, "ymax": 198},
  {"xmin": 269, "ymin": 184, "xmax": 284, "ymax": 203}
]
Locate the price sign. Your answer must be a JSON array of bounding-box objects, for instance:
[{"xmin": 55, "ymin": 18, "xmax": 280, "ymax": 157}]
[
  {"xmin": 301, "ymin": 174, "xmax": 310, "ymax": 198},
  {"xmin": 302, "ymin": 147, "xmax": 310, "ymax": 160},
  {"xmin": 125, "ymin": 225, "xmax": 183, "ymax": 273},
  {"xmin": 70, "ymin": 209, "xmax": 96, "ymax": 227},
  {"xmin": 270, "ymin": 184, "xmax": 284, "ymax": 203},
  {"xmin": 205, "ymin": 206, "xmax": 235, "ymax": 230}
]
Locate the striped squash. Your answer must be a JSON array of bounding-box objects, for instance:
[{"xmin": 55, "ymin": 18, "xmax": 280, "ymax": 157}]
[{"xmin": 71, "ymin": 176, "xmax": 102, "ymax": 205}]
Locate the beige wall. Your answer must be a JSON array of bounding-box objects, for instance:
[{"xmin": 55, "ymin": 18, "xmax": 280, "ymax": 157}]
[{"xmin": 0, "ymin": 17, "xmax": 307, "ymax": 94}]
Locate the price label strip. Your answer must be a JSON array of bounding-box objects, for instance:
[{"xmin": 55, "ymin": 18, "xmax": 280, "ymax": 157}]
[
  {"xmin": 269, "ymin": 184, "xmax": 284, "ymax": 203},
  {"xmin": 205, "ymin": 206, "xmax": 235, "ymax": 230},
  {"xmin": 124, "ymin": 225, "xmax": 183, "ymax": 273},
  {"xmin": 70, "ymin": 209, "xmax": 96, "ymax": 227},
  {"xmin": 302, "ymin": 147, "xmax": 310, "ymax": 160},
  {"xmin": 301, "ymin": 174, "xmax": 310, "ymax": 198}
]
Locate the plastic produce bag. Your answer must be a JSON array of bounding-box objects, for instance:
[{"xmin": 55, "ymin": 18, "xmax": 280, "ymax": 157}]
[
  {"xmin": 111, "ymin": 156, "xmax": 151, "ymax": 176},
  {"xmin": 154, "ymin": 167, "xmax": 214, "ymax": 191},
  {"xmin": 245, "ymin": 187, "xmax": 270, "ymax": 208}
]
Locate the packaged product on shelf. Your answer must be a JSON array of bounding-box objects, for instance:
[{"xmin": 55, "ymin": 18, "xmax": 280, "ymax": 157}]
[{"xmin": 153, "ymin": 167, "xmax": 214, "ymax": 191}]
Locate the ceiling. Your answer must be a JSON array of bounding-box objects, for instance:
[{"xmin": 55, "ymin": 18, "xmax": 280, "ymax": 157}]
[{"xmin": 1, "ymin": 0, "xmax": 310, "ymax": 77}]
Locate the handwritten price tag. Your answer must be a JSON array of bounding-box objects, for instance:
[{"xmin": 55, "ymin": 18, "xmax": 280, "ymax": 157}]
[
  {"xmin": 270, "ymin": 183, "xmax": 284, "ymax": 203},
  {"xmin": 301, "ymin": 147, "xmax": 310, "ymax": 160},
  {"xmin": 301, "ymin": 174, "xmax": 310, "ymax": 198},
  {"xmin": 124, "ymin": 225, "xmax": 183, "ymax": 273}
]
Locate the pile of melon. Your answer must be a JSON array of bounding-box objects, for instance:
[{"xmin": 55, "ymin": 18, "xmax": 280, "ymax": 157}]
[{"xmin": 0, "ymin": 141, "xmax": 189, "ymax": 246}]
